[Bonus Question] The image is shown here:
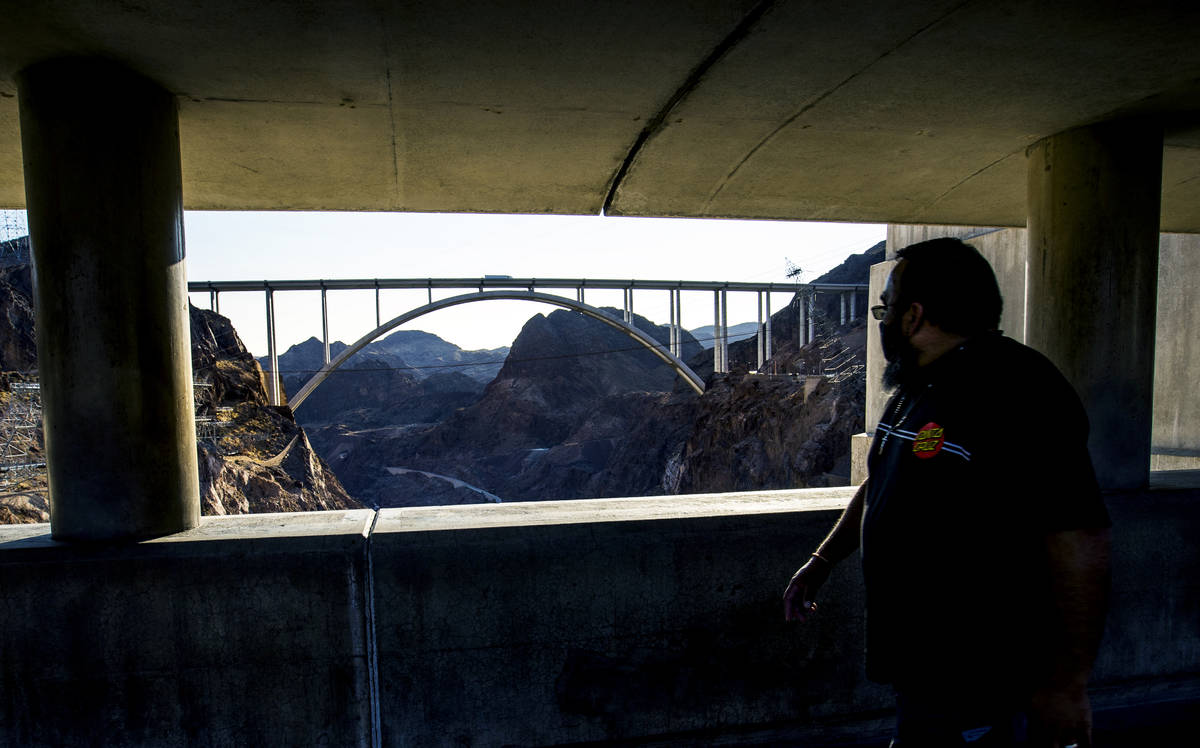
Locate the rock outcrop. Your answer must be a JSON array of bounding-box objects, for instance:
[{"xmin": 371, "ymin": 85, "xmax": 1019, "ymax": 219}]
[
  {"xmin": 312, "ymin": 307, "xmax": 706, "ymax": 504},
  {"xmin": 191, "ymin": 307, "xmax": 362, "ymax": 515},
  {"xmin": 0, "ymin": 250, "xmax": 361, "ymax": 523},
  {"xmin": 0, "ymin": 238, "xmax": 36, "ymax": 373}
]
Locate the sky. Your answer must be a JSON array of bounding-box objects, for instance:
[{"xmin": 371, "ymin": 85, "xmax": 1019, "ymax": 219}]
[{"xmin": 181, "ymin": 212, "xmax": 885, "ymax": 357}]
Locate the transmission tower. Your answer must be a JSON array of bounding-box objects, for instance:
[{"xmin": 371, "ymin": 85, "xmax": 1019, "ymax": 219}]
[{"xmin": 0, "ymin": 376, "xmax": 45, "ymax": 490}]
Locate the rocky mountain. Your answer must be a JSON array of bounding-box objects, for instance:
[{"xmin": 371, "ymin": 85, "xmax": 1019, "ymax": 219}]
[
  {"xmin": 689, "ymin": 321, "xmax": 759, "ymax": 349},
  {"xmin": 667, "ymin": 369, "xmax": 864, "ymax": 493},
  {"xmin": 262, "ymin": 328, "xmax": 507, "ymax": 390},
  {"xmin": 306, "ymin": 307, "xmax": 707, "ymax": 505},
  {"xmin": 261, "ymin": 328, "xmax": 510, "ymax": 436},
  {"xmin": 0, "ymin": 245, "xmax": 360, "ymax": 524},
  {"xmin": 0, "ymin": 237, "xmax": 35, "ymax": 373},
  {"xmin": 190, "ymin": 307, "xmax": 361, "ymax": 516}
]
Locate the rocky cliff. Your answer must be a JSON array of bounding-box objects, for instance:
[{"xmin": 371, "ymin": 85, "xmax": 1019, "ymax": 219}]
[
  {"xmin": 191, "ymin": 307, "xmax": 361, "ymax": 515},
  {"xmin": 0, "ymin": 248, "xmax": 360, "ymax": 523},
  {"xmin": 307, "ymin": 307, "xmax": 705, "ymax": 505}
]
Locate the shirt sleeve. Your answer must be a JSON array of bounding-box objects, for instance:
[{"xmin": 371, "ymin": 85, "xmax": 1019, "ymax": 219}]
[{"xmin": 1020, "ymin": 358, "xmax": 1111, "ymax": 532}]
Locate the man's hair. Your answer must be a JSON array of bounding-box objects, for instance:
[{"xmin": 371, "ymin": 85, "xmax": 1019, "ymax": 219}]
[{"xmin": 894, "ymin": 237, "xmax": 1002, "ymax": 335}]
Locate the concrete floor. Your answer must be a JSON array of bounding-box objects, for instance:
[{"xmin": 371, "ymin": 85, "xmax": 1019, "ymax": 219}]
[{"xmin": 762, "ymin": 696, "xmax": 1200, "ymax": 747}]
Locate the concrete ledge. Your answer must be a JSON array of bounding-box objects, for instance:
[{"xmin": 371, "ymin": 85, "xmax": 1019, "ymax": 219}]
[{"xmin": 384, "ymin": 486, "xmax": 856, "ymax": 532}]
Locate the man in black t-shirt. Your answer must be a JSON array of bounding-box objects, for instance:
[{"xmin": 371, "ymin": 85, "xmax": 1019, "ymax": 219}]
[{"xmin": 783, "ymin": 238, "xmax": 1111, "ymax": 748}]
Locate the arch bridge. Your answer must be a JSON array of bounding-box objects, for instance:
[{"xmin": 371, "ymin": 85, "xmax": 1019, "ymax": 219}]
[{"xmin": 189, "ymin": 276, "xmax": 868, "ymax": 407}]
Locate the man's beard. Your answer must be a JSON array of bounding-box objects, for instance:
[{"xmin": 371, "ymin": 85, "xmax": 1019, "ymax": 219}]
[{"xmin": 880, "ymin": 319, "xmax": 919, "ymax": 390}]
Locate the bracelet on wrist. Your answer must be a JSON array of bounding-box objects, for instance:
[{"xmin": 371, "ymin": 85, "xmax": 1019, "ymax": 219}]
[{"xmin": 810, "ymin": 551, "xmax": 832, "ymax": 565}]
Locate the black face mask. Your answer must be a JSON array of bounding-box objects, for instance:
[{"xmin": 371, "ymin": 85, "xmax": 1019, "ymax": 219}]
[
  {"xmin": 880, "ymin": 315, "xmax": 920, "ymax": 390},
  {"xmin": 879, "ymin": 314, "xmax": 906, "ymax": 364}
]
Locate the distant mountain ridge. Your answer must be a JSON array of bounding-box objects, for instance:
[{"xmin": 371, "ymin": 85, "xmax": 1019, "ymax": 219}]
[
  {"xmin": 689, "ymin": 322, "xmax": 760, "ymax": 350},
  {"xmin": 307, "ymin": 306, "xmax": 707, "ymax": 505},
  {"xmin": 261, "ymin": 328, "xmax": 508, "ymax": 386}
]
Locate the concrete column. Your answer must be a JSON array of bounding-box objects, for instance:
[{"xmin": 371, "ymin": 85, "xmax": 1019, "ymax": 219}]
[
  {"xmin": 764, "ymin": 293, "xmax": 773, "ymax": 364},
  {"xmin": 18, "ymin": 58, "xmax": 199, "ymax": 541},
  {"xmin": 321, "ymin": 286, "xmax": 330, "ymax": 365},
  {"xmin": 715, "ymin": 292, "xmax": 724, "ymax": 374},
  {"xmin": 1026, "ymin": 120, "xmax": 1163, "ymax": 491},
  {"xmin": 675, "ymin": 291, "xmax": 683, "ymax": 356},
  {"xmin": 266, "ymin": 288, "xmax": 280, "ymax": 406},
  {"xmin": 807, "ymin": 293, "xmax": 816, "ymax": 344},
  {"xmin": 756, "ymin": 291, "xmax": 764, "ymax": 370},
  {"xmin": 798, "ymin": 294, "xmax": 807, "ymax": 348},
  {"xmin": 852, "ymin": 259, "xmax": 899, "ymax": 486},
  {"xmin": 840, "ymin": 292, "xmax": 847, "ymax": 325},
  {"xmin": 713, "ymin": 291, "xmax": 722, "ymax": 373},
  {"xmin": 675, "ymin": 290, "xmax": 681, "ymax": 356}
]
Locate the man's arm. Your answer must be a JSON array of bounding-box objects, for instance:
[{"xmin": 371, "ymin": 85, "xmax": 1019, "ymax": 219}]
[
  {"xmin": 782, "ymin": 481, "xmax": 865, "ymax": 622},
  {"xmin": 1029, "ymin": 526, "xmax": 1112, "ymax": 748}
]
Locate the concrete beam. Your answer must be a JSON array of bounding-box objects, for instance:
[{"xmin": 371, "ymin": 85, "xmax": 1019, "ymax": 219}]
[
  {"xmin": 18, "ymin": 58, "xmax": 200, "ymax": 541},
  {"xmin": 1026, "ymin": 120, "xmax": 1163, "ymax": 491}
]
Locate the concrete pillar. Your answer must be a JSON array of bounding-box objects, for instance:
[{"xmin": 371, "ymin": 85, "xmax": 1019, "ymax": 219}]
[
  {"xmin": 715, "ymin": 288, "xmax": 724, "ymax": 369},
  {"xmin": 798, "ymin": 294, "xmax": 807, "ymax": 348},
  {"xmin": 18, "ymin": 58, "xmax": 199, "ymax": 541},
  {"xmin": 840, "ymin": 292, "xmax": 847, "ymax": 325},
  {"xmin": 807, "ymin": 293, "xmax": 816, "ymax": 344},
  {"xmin": 852, "ymin": 259, "xmax": 899, "ymax": 486},
  {"xmin": 764, "ymin": 293, "xmax": 773, "ymax": 364},
  {"xmin": 321, "ymin": 286, "xmax": 330, "ymax": 365},
  {"xmin": 266, "ymin": 288, "xmax": 280, "ymax": 405},
  {"xmin": 1026, "ymin": 120, "xmax": 1163, "ymax": 491},
  {"xmin": 756, "ymin": 292, "xmax": 764, "ymax": 370},
  {"xmin": 713, "ymin": 291, "xmax": 722, "ymax": 373}
]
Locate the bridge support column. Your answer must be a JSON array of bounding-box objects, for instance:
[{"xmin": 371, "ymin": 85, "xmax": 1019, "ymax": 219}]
[
  {"xmin": 677, "ymin": 290, "xmax": 683, "ymax": 357},
  {"xmin": 797, "ymin": 294, "xmax": 806, "ymax": 349},
  {"xmin": 265, "ymin": 288, "xmax": 280, "ymax": 405},
  {"xmin": 1026, "ymin": 119, "xmax": 1162, "ymax": 490},
  {"xmin": 720, "ymin": 289, "xmax": 728, "ymax": 372},
  {"xmin": 756, "ymin": 291, "xmax": 764, "ymax": 370},
  {"xmin": 764, "ymin": 293, "xmax": 772, "ymax": 366},
  {"xmin": 668, "ymin": 290, "xmax": 677, "ymax": 357},
  {"xmin": 807, "ymin": 293, "xmax": 816, "ymax": 345},
  {"xmin": 18, "ymin": 58, "xmax": 199, "ymax": 541},
  {"xmin": 321, "ymin": 286, "xmax": 330, "ymax": 365}
]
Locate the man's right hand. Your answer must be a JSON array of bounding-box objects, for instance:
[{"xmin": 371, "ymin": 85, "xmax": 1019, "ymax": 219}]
[{"xmin": 783, "ymin": 557, "xmax": 832, "ymax": 622}]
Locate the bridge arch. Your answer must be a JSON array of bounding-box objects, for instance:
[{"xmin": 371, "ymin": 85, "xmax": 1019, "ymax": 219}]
[{"xmin": 288, "ymin": 290, "xmax": 705, "ymax": 410}]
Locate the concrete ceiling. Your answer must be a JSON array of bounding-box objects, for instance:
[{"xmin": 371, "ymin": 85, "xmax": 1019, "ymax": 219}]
[{"xmin": 1, "ymin": 1, "xmax": 1199, "ymax": 230}]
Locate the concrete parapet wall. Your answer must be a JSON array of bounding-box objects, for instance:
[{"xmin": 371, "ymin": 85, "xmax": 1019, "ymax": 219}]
[
  {"xmin": 0, "ymin": 510, "xmax": 376, "ymax": 747},
  {"xmin": 2, "ymin": 486, "xmax": 1198, "ymax": 746},
  {"xmin": 370, "ymin": 490, "xmax": 888, "ymax": 746}
]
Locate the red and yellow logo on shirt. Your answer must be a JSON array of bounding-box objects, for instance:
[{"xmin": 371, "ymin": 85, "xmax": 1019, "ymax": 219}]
[{"xmin": 912, "ymin": 422, "xmax": 945, "ymax": 459}]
